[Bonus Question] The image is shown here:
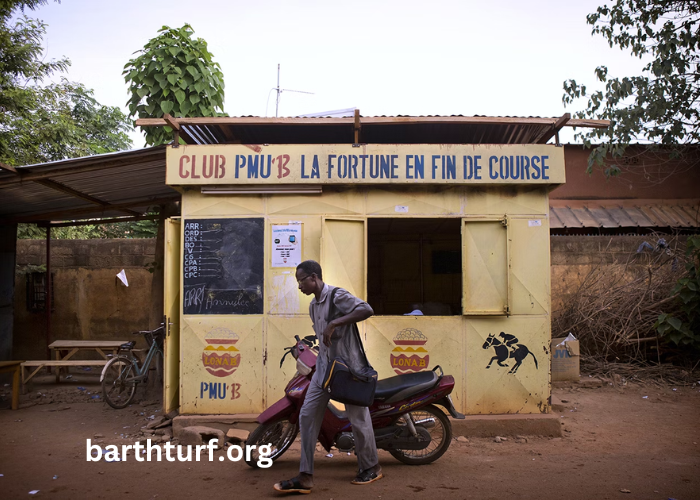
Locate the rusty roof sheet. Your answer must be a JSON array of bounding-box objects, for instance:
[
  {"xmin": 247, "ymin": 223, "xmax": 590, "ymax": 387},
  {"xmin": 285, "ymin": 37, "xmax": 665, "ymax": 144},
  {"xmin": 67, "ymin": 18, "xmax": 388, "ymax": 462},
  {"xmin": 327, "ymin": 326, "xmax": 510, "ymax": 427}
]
[
  {"xmin": 0, "ymin": 146, "xmax": 179, "ymax": 224},
  {"xmin": 550, "ymin": 201, "xmax": 700, "ymax": 229},
  {"xmin": 136, "ymin": 114, "xmax": 608, "ymax": 146}
]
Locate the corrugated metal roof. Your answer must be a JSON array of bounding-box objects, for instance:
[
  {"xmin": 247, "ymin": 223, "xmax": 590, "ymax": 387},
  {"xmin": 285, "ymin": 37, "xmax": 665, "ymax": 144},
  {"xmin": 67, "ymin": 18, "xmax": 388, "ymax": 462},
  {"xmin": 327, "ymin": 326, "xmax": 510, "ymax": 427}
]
[
  {"xmin": 136, "ymin": 114, "xmax": 608, "ymax": 146},
  {"xmin": 549, "ymin": 201, "xmax": 700, "ymax": 229},
  {"xmin": 0, "ymin": 115, "xmax": 611, "ymax": 225},
  {"xmin": 0, "ymin": 146, "xmax": 178, "ymax": 224}
]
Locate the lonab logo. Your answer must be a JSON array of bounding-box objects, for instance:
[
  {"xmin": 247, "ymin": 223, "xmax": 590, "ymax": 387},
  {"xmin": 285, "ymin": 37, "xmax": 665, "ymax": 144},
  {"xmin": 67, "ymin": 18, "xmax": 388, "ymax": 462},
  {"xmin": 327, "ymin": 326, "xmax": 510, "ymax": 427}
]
[
  {"xmin": 201, "ymin": 327, "xmax": 240, "ymax": 377},
  {"xmin": 390, "ymin": 328, "xmax": 429, "ymax": 374}
]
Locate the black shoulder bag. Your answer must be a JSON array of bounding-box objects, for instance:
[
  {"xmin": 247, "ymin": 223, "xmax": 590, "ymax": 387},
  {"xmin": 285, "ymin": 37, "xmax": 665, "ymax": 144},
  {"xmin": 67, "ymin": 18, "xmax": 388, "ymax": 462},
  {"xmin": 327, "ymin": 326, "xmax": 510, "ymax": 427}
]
[{"xmin": 321, "ymin": 288, "xmax": 378, "ymax": 407}]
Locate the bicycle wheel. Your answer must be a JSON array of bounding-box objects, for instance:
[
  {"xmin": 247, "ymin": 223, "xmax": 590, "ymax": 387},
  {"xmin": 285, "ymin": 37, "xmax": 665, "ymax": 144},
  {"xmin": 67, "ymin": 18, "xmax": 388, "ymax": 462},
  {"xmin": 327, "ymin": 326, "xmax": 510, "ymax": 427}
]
[
  {"xmin": 388, "ymin": 404, "xmax": 452, "ymax": 465},
  {"xmin": 244, "ymin": 419, "xmax": 299, "ymax": 468},
  {"xmin": 102, "ymin": 356, "xmax": 137, "ymax": 409}
]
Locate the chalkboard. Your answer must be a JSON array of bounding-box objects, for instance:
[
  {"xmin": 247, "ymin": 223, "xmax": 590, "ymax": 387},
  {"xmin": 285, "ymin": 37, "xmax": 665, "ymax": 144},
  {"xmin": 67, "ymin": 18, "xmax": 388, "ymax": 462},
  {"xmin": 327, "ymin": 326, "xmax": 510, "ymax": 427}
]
[{"xmin": 182, "ymin": 218, "xmax": 264, "ymax": 314}]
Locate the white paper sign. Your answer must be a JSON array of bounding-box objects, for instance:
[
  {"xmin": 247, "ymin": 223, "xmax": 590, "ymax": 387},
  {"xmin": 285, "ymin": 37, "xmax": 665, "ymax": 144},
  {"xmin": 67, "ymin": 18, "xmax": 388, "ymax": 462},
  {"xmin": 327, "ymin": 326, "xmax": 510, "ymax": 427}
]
[
  {"xmin": 395, "ymin": 205, "xmax": 409, "ymax": 213},
  {"xmin": 116, "ymin": 269, "xmax": 129, "ymax": 287},
  {"xmin": 528, "ymin": 219, "xmax": 542, "ymax": 227},
  {"xmin": 272, "ymin": 225, "xmax": 302, "ymax": 267}
]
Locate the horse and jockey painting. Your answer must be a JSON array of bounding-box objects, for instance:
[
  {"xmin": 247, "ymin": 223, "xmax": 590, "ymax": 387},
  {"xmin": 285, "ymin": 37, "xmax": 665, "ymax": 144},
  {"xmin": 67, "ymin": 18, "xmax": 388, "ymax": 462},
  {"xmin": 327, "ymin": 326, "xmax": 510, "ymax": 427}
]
[{"xmin": 482, "ymin": 332, "xmax": 538, "ymax": 374}]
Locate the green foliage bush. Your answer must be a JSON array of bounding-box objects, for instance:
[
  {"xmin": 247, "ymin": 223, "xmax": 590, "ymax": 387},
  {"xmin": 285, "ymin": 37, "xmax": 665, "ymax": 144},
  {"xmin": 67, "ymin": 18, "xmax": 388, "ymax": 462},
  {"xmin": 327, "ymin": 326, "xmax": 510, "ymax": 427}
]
[{"xmin": 655, "ymin": 236, "xmax": 700, "ymax": 349}]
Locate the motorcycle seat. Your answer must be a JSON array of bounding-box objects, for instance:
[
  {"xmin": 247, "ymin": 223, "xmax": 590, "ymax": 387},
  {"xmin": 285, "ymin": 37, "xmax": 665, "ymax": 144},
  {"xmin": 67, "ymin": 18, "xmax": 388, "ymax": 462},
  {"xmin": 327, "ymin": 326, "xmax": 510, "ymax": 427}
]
[{"xmin": 374, "ymin": 371, "xmax": 439, "ymax": 404}]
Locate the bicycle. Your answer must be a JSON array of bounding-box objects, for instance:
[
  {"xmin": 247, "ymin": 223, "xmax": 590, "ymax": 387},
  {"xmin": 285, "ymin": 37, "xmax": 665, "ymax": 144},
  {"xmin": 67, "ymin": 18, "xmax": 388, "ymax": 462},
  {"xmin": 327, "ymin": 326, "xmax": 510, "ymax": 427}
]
[{"xmin": 101, "ymin": 325, "xmax": 165, "ymax": 409}]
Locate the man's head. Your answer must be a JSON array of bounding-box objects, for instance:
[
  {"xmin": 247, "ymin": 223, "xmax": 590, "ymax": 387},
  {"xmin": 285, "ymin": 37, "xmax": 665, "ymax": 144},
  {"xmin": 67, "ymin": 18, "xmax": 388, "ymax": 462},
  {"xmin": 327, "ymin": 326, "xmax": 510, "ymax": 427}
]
[{"xmin": 296, "ymin": 260, "xmax": 323, "ymax": 296}]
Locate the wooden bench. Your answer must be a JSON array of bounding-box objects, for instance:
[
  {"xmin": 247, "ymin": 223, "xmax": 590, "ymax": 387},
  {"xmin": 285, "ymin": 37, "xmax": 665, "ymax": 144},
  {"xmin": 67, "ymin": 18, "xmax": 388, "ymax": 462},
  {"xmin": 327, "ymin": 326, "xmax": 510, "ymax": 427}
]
[
  {"xmin": 48, "ymin": 340, "xmax": 128, "ymax": 383},
  {"xmin": 0, "ymin": 361, "xmax": 23, "ymax": 410},
  {"xmin": 21, "ymin": 360, "xmax": 108, "ymax": 393}
]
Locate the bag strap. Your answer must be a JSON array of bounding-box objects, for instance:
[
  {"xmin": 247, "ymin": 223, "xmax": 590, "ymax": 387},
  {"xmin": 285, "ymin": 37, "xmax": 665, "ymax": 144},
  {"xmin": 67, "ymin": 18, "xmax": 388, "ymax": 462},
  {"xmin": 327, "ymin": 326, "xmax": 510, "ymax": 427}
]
[{"xmin": 326, "ymin": 287, "xmax": 371, "ymax": 368}]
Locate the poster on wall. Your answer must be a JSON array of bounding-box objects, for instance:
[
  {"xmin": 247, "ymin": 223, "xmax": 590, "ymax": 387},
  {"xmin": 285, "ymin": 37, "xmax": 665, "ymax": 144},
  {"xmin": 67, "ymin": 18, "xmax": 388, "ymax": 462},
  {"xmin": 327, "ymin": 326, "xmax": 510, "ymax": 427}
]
[{"xmin": 271, "ymin": 224, "xmax": 302, "ymax": 267}]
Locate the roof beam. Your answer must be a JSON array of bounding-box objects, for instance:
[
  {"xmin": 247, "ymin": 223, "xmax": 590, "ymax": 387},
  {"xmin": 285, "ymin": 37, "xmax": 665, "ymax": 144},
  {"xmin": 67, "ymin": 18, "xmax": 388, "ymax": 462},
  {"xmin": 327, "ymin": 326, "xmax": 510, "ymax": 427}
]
[
  {"xmin": 34, "ymin": 178, "xmax": 141, "ymax": 216},
  {"xmin": 2, "ymin": 158, "xmax": 144, "ymax": 217},
  {"xmin": 0, "ymin": 151, "xmax": 165, "ymax": 186},
  {"xmin": 0, "ymin": 161, "xmax": 17, "ymax": 173},
  {"xmin": 46, "ymin": 214, "xmax": 161, "ymax": 228},
  {"xmin": 162, "ymin": 113, "xmax": 180, "ymax": 130},
  {"xmin": 566, "ymin": 118, "xmax": 610, "ymax": 129},
  {"xmin": 3, "ymin": 195, "xmax": 180, "ymax": 224},
  {"xmin": 136, "ymin": 116, "xmax": 611, "ymax": 128},
  {"xmin": 537, "ymin": 113, "xmax": 571, "ymax": 144}
]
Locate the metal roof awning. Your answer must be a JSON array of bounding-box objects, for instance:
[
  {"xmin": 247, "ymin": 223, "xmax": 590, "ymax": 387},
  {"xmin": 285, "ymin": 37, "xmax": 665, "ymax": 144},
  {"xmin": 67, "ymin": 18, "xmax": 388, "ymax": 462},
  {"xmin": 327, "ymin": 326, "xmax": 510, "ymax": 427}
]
[
  {"xmin": 136, "ymin": 113, "xmax": 609, "ymax": 146},
  {"xmin": 550, "ymin": 200, "xmax": 700, "ymax": 229},
  {"xmin": 0, "ymin": 114, "xmax": 610, "ymax": 225},
  {"xmin": 0, "ymin": 146, "xmax": 179, "ymax": 224}
]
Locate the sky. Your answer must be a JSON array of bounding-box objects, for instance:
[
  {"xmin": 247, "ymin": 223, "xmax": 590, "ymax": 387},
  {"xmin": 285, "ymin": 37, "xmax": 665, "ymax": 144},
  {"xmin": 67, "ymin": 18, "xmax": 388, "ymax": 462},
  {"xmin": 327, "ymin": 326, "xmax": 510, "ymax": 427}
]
[{"xmin": 21, "ymin": 0, "xmax": 648, "ymax": 148}]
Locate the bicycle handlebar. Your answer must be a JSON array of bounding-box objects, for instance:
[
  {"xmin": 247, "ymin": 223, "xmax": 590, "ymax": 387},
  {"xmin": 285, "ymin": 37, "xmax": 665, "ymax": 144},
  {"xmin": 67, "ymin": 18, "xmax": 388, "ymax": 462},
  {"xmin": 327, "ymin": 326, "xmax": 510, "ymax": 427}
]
[{"xmin": 131, "ymin": 325, "xmax": 165, "ymax": 336}]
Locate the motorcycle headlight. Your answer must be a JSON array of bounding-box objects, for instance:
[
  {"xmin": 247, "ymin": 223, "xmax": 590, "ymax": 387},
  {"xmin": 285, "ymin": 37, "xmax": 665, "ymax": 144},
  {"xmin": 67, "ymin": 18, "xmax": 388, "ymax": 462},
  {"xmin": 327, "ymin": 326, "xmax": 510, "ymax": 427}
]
[{"xmin": 296, "ymin": 357, "xmax": 312, "ymax": 376}]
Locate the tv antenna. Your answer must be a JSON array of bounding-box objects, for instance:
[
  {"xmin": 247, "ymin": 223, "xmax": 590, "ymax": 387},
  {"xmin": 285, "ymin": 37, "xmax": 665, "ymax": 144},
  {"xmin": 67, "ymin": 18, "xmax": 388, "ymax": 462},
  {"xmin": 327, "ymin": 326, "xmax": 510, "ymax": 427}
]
[{"xmin": 268, "ymin": 64, "xmax": 314, "ymax": 117}]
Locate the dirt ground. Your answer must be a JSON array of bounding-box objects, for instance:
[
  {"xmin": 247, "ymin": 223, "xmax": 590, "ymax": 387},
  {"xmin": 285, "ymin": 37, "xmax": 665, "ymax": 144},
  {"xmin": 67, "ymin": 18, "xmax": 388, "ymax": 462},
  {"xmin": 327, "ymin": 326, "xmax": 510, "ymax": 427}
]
[{"xmin": 0, "ymin": 372, "xmax": 698, "ymax": 500}]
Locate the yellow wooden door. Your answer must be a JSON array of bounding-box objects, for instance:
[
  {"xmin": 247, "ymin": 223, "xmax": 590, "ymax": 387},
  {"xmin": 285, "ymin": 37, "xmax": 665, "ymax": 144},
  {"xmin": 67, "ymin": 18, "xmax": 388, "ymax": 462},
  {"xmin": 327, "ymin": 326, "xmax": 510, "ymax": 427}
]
[
  {"xmin": 163, "ymin": 218, "xmax": 181, "ymax": 413},
  {"xmin": 321, "ymin": 218, "xmax": 366, "ymax": 299},
  {"xmin": 462, "ymin": 217, "xmax": 510, "ymax": 315}
]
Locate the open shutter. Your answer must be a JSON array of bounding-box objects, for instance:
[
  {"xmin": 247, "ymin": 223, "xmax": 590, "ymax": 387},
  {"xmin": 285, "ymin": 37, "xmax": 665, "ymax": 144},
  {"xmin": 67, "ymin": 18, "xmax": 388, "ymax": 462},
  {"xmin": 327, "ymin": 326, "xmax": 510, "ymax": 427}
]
[
  {"xmin": 462, "ymin": 217, "xmax": 510, "ymax": 315},
  {"xmin": 163, "ymin": 218, "xmax": 181, "ymax": 413},
  {"xmin": 321, "ymin": 218, "xmax": 366, "ymax": 300}
]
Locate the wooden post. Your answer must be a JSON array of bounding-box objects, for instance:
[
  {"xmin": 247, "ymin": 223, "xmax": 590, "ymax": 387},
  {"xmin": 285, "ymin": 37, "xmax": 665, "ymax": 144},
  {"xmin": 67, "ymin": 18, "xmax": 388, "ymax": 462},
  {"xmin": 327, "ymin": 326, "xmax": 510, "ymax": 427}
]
[
  {"xmin": 45, "ymin": 226, "xmax": 51, "ymax": 360},
  {"xmin": 150, "ymin": 202, "xmax": 179, "ymax": 330}
]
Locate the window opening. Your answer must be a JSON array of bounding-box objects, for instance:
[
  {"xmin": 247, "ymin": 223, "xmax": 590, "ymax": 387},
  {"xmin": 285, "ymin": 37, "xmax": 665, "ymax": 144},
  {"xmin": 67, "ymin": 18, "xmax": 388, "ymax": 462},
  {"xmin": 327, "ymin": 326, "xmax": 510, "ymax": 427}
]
[
  {"xmin": 26, "ymin": 272, "xmax": 54, "ymax": 312},
  {"xmin": 368, "ymin": 218, "xmax": 461, "ymax": 315}
]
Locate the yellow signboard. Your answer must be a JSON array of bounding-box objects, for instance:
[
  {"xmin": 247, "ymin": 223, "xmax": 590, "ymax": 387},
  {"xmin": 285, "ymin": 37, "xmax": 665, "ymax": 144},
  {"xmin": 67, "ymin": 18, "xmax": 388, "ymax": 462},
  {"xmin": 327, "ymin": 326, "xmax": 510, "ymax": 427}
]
[{"xmin": 166, "ymin": 144, "xmax": 565, "ymax": 186}]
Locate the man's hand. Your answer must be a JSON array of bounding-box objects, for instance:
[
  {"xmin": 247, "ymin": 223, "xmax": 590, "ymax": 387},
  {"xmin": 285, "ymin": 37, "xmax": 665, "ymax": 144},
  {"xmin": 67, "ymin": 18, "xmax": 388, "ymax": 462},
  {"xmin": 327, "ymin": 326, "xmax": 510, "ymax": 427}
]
[{"xmin": 322, "ymin": 320, "xmax": 339, "ymax": 347}]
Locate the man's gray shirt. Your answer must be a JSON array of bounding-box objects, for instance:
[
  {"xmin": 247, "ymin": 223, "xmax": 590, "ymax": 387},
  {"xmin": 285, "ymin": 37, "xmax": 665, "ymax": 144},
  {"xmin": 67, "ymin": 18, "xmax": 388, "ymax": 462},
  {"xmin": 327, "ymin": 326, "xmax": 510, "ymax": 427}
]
[{"xmin": 308, "ymin": 284, "xmax": 374, "ymax": 384}]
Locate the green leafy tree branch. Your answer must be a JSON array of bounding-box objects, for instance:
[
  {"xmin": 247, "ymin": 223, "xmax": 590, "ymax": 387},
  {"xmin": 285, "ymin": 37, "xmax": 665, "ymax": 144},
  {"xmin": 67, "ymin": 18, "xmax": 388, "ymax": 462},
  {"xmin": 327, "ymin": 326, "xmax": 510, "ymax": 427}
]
[
  {"xmin": 563, "ymin": 0, "xmax": 699, "ymax": 176},
  {"xmin": 124, "ymin": 24, "xmax": 226, "ymax": 146},
  {"xmin": 1, "ymin": 0, "xmax": 132, "ymax": 166}
]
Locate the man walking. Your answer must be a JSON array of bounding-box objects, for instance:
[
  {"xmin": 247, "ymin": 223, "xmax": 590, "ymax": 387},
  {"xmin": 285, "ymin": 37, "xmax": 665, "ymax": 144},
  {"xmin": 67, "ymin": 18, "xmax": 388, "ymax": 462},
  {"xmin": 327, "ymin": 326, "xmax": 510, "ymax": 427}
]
[{"xmin": 274, "ymin": 260, "xmax": 382, "ymax": 494}]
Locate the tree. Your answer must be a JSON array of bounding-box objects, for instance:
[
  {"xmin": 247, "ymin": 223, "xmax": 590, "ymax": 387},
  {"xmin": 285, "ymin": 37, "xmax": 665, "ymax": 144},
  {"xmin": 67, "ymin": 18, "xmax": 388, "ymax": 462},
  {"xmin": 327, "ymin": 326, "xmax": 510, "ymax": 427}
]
[
  {"xmin": 1, "ymin": 1, "xmax": 147, "ymax": 239},
  {"xmin": 0, "ymin": 1, "xmax": 133, "ymax": 166},
  {"xmin": 563, "ymin": 0, "xmax": 700, "ymax": 175},
  {"xmin": 3, "ymin": 78, "xmax": 133, "ymax": 165},
  {"xmin": 18, "ymin": 216, "xmax": 160, "ymax": 240},
  {"xmin": 124, "ymin": 24, "xmax": 226, "ymax": 146}
]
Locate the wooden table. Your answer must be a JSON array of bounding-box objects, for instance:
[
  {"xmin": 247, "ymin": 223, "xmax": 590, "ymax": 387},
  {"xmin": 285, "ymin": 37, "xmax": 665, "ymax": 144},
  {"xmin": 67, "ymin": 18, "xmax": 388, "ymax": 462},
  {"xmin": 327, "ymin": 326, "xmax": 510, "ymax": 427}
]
[
  {"xmin": 48, "ymin": 340, "xmax": 127, "ymax": 383},
  {"xmin": 49, "ymin": 340, "xmax": 127, "ymax": 362},
  {"xmin": 0, "ymin": 360, "xmax": 23, "ymax": 410}
]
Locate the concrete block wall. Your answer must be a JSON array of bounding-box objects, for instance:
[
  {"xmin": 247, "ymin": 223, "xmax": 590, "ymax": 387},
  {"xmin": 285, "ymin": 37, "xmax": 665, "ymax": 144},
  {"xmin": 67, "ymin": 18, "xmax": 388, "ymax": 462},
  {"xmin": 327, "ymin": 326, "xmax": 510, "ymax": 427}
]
[
  {"xmin": 14, "ymin": 239, "xmax": 157, "ymax": 360},
  {"xmin": 550, "ymin": 234, "xmax": 682, "ymax": 313},
  {"xmin": 12, "ymin": 235, "xmax": 678, "ymax": 359}
]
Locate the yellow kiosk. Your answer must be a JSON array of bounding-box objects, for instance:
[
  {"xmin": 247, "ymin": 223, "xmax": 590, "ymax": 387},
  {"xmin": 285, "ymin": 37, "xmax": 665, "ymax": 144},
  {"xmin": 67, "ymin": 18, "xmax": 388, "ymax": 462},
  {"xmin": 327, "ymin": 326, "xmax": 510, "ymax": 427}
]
[{"xmin": 153, "ymin": 115, "xmax": 585, "ymax": 417}]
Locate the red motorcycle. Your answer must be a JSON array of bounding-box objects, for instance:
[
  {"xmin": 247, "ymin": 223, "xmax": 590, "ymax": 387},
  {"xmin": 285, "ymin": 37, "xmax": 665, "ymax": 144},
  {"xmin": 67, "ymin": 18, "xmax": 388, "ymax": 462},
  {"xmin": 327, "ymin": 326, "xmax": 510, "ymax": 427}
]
[{"xmin": 245, "ymin": 335, "xmax": 464, "ymax": 468}]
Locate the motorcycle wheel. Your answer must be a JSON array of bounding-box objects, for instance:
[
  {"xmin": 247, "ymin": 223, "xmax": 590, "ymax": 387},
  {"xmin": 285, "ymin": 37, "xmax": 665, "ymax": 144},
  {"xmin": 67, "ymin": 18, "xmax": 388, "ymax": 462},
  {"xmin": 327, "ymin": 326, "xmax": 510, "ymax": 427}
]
[
  {"xmin": 244, "ymin": 419, "xmax": 299, "ymax": 468},
  {"xmin": 388, "ymin": 404, "xmax": 452, "ymax": 465}
]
